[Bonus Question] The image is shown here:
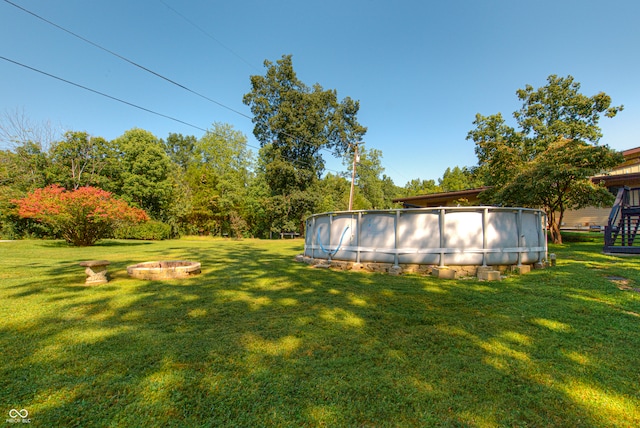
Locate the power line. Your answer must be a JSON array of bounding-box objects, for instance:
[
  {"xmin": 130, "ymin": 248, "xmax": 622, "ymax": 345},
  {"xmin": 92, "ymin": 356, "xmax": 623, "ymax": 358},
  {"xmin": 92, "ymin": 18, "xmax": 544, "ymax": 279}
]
[
  {"xmin": 0, "ymin": 55, "xmax": 209, "ymax": 133},
  {"xmin": 3, "ymin": 0, "xmax": 334, "ymax": 158},
  {"xmin": 2, "ymin": 0, "xmax": 371, "ymax": 179},
  {"xmin": 0, "ymin": 53, "xmax": 346, "ymax": 177},
  {"xmin": 159, "ymin": 0, "xmax": 260, "ymax": 73},
  {"xmin": 3, "ymin": 0, "xmax": 252, "ymax": 121},
  {"xmin": 1, "ymin": 54, "xmax": 349, "ymax": 175}
]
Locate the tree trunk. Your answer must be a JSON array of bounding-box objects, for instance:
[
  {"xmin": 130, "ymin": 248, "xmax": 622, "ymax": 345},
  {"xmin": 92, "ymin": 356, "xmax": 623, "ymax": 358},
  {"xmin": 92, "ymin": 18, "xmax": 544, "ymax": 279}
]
[
  {"xmin": 547, "ymin": 210, "xmax": 563, "ymax": 244},
  {"xmin": 550, "ymin": 221, "xmax": 563, "ymax": 244}
]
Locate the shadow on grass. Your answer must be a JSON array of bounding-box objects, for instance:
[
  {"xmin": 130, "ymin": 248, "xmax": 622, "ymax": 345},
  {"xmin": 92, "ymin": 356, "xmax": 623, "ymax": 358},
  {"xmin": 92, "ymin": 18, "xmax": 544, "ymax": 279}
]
[
  {"xmin": 94, "ymin": 240, "xmax": 154, "ymax": 247},
  {"xmin": 1, "ymin": 239, "xmax": 639, "ymax": 426},
  {"xmin": 37, "ymin": 239, "xmax": 154, "ymax": 248}
]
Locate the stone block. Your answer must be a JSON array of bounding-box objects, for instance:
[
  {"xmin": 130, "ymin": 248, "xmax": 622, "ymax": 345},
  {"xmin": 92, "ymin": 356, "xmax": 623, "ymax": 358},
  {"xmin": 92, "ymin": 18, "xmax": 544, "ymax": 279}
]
[
  {"xmin": 313, "ymin": 262, "xmax": 331, "ymax": 269},
  {"xmin": 388, "ymin": 265, "xmax": 403, "ymax": 276},
  {"xmin": 477, "ymin": 269, "xmax": 501, "ymax": 281},
  {"xmin": 510, "ymin": 264, "xmax": 531, "ymax": 274},
  {"xmin": 432, "ymin": 267, "xmax": 457, "ymax": 279}
]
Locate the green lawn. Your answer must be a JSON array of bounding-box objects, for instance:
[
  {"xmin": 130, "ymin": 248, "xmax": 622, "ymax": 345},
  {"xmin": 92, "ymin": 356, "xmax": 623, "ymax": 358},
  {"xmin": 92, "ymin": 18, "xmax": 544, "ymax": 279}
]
[{"xmin": 1, "ymin": 236, "xmax": 639, "ymax": 427}]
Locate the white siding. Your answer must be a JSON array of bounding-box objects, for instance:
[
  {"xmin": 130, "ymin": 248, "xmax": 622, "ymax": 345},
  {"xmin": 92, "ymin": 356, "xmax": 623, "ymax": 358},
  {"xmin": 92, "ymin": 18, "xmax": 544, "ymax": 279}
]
[{"xmin": 560, "ymin": 207, "xmax": 611, "ymax": 230}]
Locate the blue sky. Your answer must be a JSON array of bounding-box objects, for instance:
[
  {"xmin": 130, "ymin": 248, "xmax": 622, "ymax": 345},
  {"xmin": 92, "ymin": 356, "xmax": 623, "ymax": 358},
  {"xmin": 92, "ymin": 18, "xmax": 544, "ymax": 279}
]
[{"xmin": 1, "ymin": 0, "xmax": 639, "ymax": 186}]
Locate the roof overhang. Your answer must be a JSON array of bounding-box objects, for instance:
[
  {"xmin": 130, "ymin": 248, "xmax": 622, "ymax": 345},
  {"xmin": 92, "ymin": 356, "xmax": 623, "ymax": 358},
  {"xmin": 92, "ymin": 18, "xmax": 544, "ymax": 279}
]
[
  {"xmin": 591, "ymin": 172, "xmax": 640, "ymax": 187},
  {"xmin": 393, "ymin": 187, "xmax": 489, "ymax": 207}
]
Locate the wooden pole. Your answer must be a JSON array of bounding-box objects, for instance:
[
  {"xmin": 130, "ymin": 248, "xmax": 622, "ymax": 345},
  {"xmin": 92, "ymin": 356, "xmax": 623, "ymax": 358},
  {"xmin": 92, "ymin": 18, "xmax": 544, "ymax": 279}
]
[{"xmin": 348, "ymin": 142, "xmax": 359, "ymax": 211}]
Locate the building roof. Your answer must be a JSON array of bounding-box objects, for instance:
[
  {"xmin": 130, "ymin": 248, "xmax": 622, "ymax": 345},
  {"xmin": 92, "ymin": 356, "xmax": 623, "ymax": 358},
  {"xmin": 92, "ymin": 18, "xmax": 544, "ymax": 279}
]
[
  {"xmin": 591, "ymin": 172, "xmax": 640, "ymax": 187},
  {"xmin": 394, "ymin": 147, "xmax": 640, "ymax": 208},
  {"xmin": 622, "ymin": 146, "xmax": 640, "ymax": 157},
  {"xmin": 393, "ymin": 187, "xmax": 489, "ymax": 207}
]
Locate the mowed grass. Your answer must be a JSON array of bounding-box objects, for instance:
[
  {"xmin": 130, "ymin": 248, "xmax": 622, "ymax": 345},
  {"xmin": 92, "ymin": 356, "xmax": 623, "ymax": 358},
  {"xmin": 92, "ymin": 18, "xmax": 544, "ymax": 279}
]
[{"xmin": 1, "ymin": 235, "xmax": 639, "ymax": 427}]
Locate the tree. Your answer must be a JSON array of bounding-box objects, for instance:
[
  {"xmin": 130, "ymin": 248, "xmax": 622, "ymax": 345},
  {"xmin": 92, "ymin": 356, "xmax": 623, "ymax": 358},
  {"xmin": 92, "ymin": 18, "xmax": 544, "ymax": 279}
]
[
  {"xmin": 162, "ymin": 133, "xmax": 197, "ymax": 171},
  {"xmin": 243, "ymin": 54, "xmax": 366, "ymax": 233},
  {"xmin": 242, "ymin": 172, "xmax": 271, "ymax": 238},
  {"xmin": 346, "ymin": 146, "xmax": 398, "ymax": 209},
  {"xmin": 0, "ymin": 107, "xmax": 60, "ymax": 152},
  {"xmin": 112, "ymin": 129, "xmax": 174, "ymax": 220},
  {"xmin": 0, "ymin": 109, "xmax": 60, "ymax": 238},
  {"xmin": 438, "ymin": 166, "xmax": 483, "ymax": 192},
  {"xmin": 14, "ymin": 185, "xmax": 148, "ymax": 246},
  {"xmin": 0, "ymin": 141, "xmax": 49, "ymax": 192},
  {"xmin": 243, "ymin": 55, "xmax": 366, "ymax": 180},
  {"xmin": 314, "ymin": 173, "xmax": 350, "ymax": 213},
  {"xmin": 182, "ymin": 123, "xmax": 253, "ymax": 236},
  {"xmin": 467, "ymin": 75, "xmax": 623, "ymax": 243},
  {"xmin": 48, "ymin": 131, "xmax": 116, "ymax": 190},
  {"xmin": 403, "ymin": 178, "xmax": 440, "ymax": 196}
]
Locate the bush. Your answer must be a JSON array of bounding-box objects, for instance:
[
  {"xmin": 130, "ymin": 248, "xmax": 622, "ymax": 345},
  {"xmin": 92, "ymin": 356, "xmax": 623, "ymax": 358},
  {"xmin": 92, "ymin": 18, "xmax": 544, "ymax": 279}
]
[
  {"xmin": 113, "ymin": 220, "xmax": 172, "ymax": 240},
  {"xmin": 0, "ymin": 216, "xmax": 58, "ymax": 240},
  {"xmin": 13, "ymin": 185, "xmax": 148, "ymax": 246},
  {"xmin": 559, "ymin": 231, "xmax": 601, "ymax": 243}
]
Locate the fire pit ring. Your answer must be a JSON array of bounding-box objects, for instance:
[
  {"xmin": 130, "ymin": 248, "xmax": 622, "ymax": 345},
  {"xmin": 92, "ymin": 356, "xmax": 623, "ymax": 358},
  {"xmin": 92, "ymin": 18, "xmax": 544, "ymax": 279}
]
[{"xmin": 127, "ymin": 260, "xmax": 201, "ymax": 280}]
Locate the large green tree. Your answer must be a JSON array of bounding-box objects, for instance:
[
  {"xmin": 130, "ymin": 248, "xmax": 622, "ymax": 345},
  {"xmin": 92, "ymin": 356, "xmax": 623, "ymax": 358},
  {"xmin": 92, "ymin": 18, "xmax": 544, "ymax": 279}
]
[
  {"xmin": 0, "ymin": 146, "xmax": 51, "ymax": 238},
  {"xmin": 314, "ymin": 173, "xmax": 351, "ymax": 213},
  {"xmin": 112, "ymin": 129, "xmax": 174, "ymax": 220},
  {"xmin": 48, "ymin": 131, "xmax": 116, "ymax": 190},
  {"xmin": 162, "ymin": 133, "xmax": 197, "ymax": 171},
  {"xmin": 243, "ymin": 55, "xmax": 366, "ymax": 181},
  {"xmin": 0, "ymin": 141, "xmax": 49, "ymax": 192},
  {"xmin": 467, "ymin": 75, "xmax": 623, "ymax": 243},
  {"xmin": 243, "ymin": 54, "xmax": 366, "ymax": 232},
  {"xmin": 184, "ymin": 123, "xmax": 253, "ymax": 237}
]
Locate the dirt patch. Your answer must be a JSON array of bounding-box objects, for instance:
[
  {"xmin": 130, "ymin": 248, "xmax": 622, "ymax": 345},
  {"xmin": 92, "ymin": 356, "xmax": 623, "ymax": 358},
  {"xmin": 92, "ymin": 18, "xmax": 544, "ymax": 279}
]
[{"xmin": 607, "ymin": 276, "xmax": 640, "ymax": 292}]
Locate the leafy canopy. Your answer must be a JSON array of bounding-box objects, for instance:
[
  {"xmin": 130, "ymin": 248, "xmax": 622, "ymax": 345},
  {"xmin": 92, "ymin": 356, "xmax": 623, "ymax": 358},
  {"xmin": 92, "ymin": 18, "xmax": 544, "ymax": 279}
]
[
  {"xmin": 467, "ymin": 75, "xmax": 623, "ymax": 243},
  {"xmin": 467, "ymin": 74, "xmax": 623, "ymax": 244},
  {"xmin": 113, "ymin": 128, "xmax": 173, "ymax": 219},
  {"xmin": 14, "ymin": 185, "xmax": 148, "ymax": 246},
  {"xmin": 48, "ymin": 131, "xmax": 116, "ymax": 190},
  {"xmin": 242, "ymin": 54, "xmax": 367, "ymax": 233},
  {"xmin": 243, "ymin": 54, "xmax": 366, "ymax": 189}
]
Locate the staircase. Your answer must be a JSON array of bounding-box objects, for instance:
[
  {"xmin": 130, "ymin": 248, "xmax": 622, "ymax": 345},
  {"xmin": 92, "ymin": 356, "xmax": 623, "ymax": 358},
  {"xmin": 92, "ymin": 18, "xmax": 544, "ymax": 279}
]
[{"xmin": 604, "ymin": 186, "xmax": 640, "ymax": 254}]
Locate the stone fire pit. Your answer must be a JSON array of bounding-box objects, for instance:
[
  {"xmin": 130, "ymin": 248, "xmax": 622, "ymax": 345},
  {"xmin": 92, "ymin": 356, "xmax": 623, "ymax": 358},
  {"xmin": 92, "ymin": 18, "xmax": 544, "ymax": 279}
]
[{"xmin": 127, "ymin": 260, "xmax": 201, "ymax": 280}]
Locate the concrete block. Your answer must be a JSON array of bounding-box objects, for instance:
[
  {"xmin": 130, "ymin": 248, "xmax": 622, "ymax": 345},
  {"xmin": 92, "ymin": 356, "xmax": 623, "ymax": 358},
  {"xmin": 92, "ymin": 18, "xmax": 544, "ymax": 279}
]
[
  {"xmin": 388, "ymin": 265, "xmax": 403, "ymax": 276},
  {"xmin": 313, "ymin": 262, "xmax": 331, "ymax": 269},
  {"xmin": 477, "ymin": 269, "xmax": 501, "ymax": 281},
  {"xmin": 510, "ymin": 265, "xmax": 531, "ymax": 274},
  {"xmin": 432, "ymin": 267, "xmax": 457, "ymax": 279}
]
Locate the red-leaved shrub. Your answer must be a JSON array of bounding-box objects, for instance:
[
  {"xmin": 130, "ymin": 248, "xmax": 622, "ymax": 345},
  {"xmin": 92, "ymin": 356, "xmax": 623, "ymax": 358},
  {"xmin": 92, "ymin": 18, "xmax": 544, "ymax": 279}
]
[{"xmin": 14, "ymin": 185, "xmax": 148, "ymax": 246}]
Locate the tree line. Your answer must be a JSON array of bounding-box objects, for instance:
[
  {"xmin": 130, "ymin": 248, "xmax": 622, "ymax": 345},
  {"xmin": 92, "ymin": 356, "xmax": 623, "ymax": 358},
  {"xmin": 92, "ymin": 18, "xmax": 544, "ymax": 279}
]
[
  {"xmin": 0, "ymin": 121, "xmax": 479, "ymax": 240},
  {"xmin": 0, "ymin": 55, "xmax": 624, "ymax": 244}
]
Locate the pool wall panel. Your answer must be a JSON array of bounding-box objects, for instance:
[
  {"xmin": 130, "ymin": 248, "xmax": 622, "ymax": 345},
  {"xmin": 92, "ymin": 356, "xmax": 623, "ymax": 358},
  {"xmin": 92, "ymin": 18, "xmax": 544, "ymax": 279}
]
[{"xmin": 304, "ymin": 207, "xmax": 547, "ymax": 267}]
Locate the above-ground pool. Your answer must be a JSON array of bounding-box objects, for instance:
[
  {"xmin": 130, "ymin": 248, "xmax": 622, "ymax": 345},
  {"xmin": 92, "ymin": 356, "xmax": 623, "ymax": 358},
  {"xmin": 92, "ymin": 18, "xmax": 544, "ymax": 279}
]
[{"xmin": 303, "ymin": 207, "xmax": 547, "ymax": 273}]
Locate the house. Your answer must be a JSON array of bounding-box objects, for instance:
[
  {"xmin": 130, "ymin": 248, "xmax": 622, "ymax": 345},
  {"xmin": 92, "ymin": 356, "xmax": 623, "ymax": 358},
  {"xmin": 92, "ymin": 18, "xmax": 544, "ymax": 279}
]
[
  {"xmin": 562, "ymin": 146, "xmax": 640, "ymax": 230},
  {"xmin": 393, "ymin": 147, "xmax": 640, "ymax": 231},
  {"xmin": 393, "ymin": 187, "xmax": 488, "ymax": 208}
]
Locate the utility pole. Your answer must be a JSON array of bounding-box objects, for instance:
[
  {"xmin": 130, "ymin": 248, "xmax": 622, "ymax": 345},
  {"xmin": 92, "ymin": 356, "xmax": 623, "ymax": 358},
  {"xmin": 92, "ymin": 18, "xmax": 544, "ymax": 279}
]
[{"xmin": 348, "ymin": 142, "xmax": 360, "ymax": 211}]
